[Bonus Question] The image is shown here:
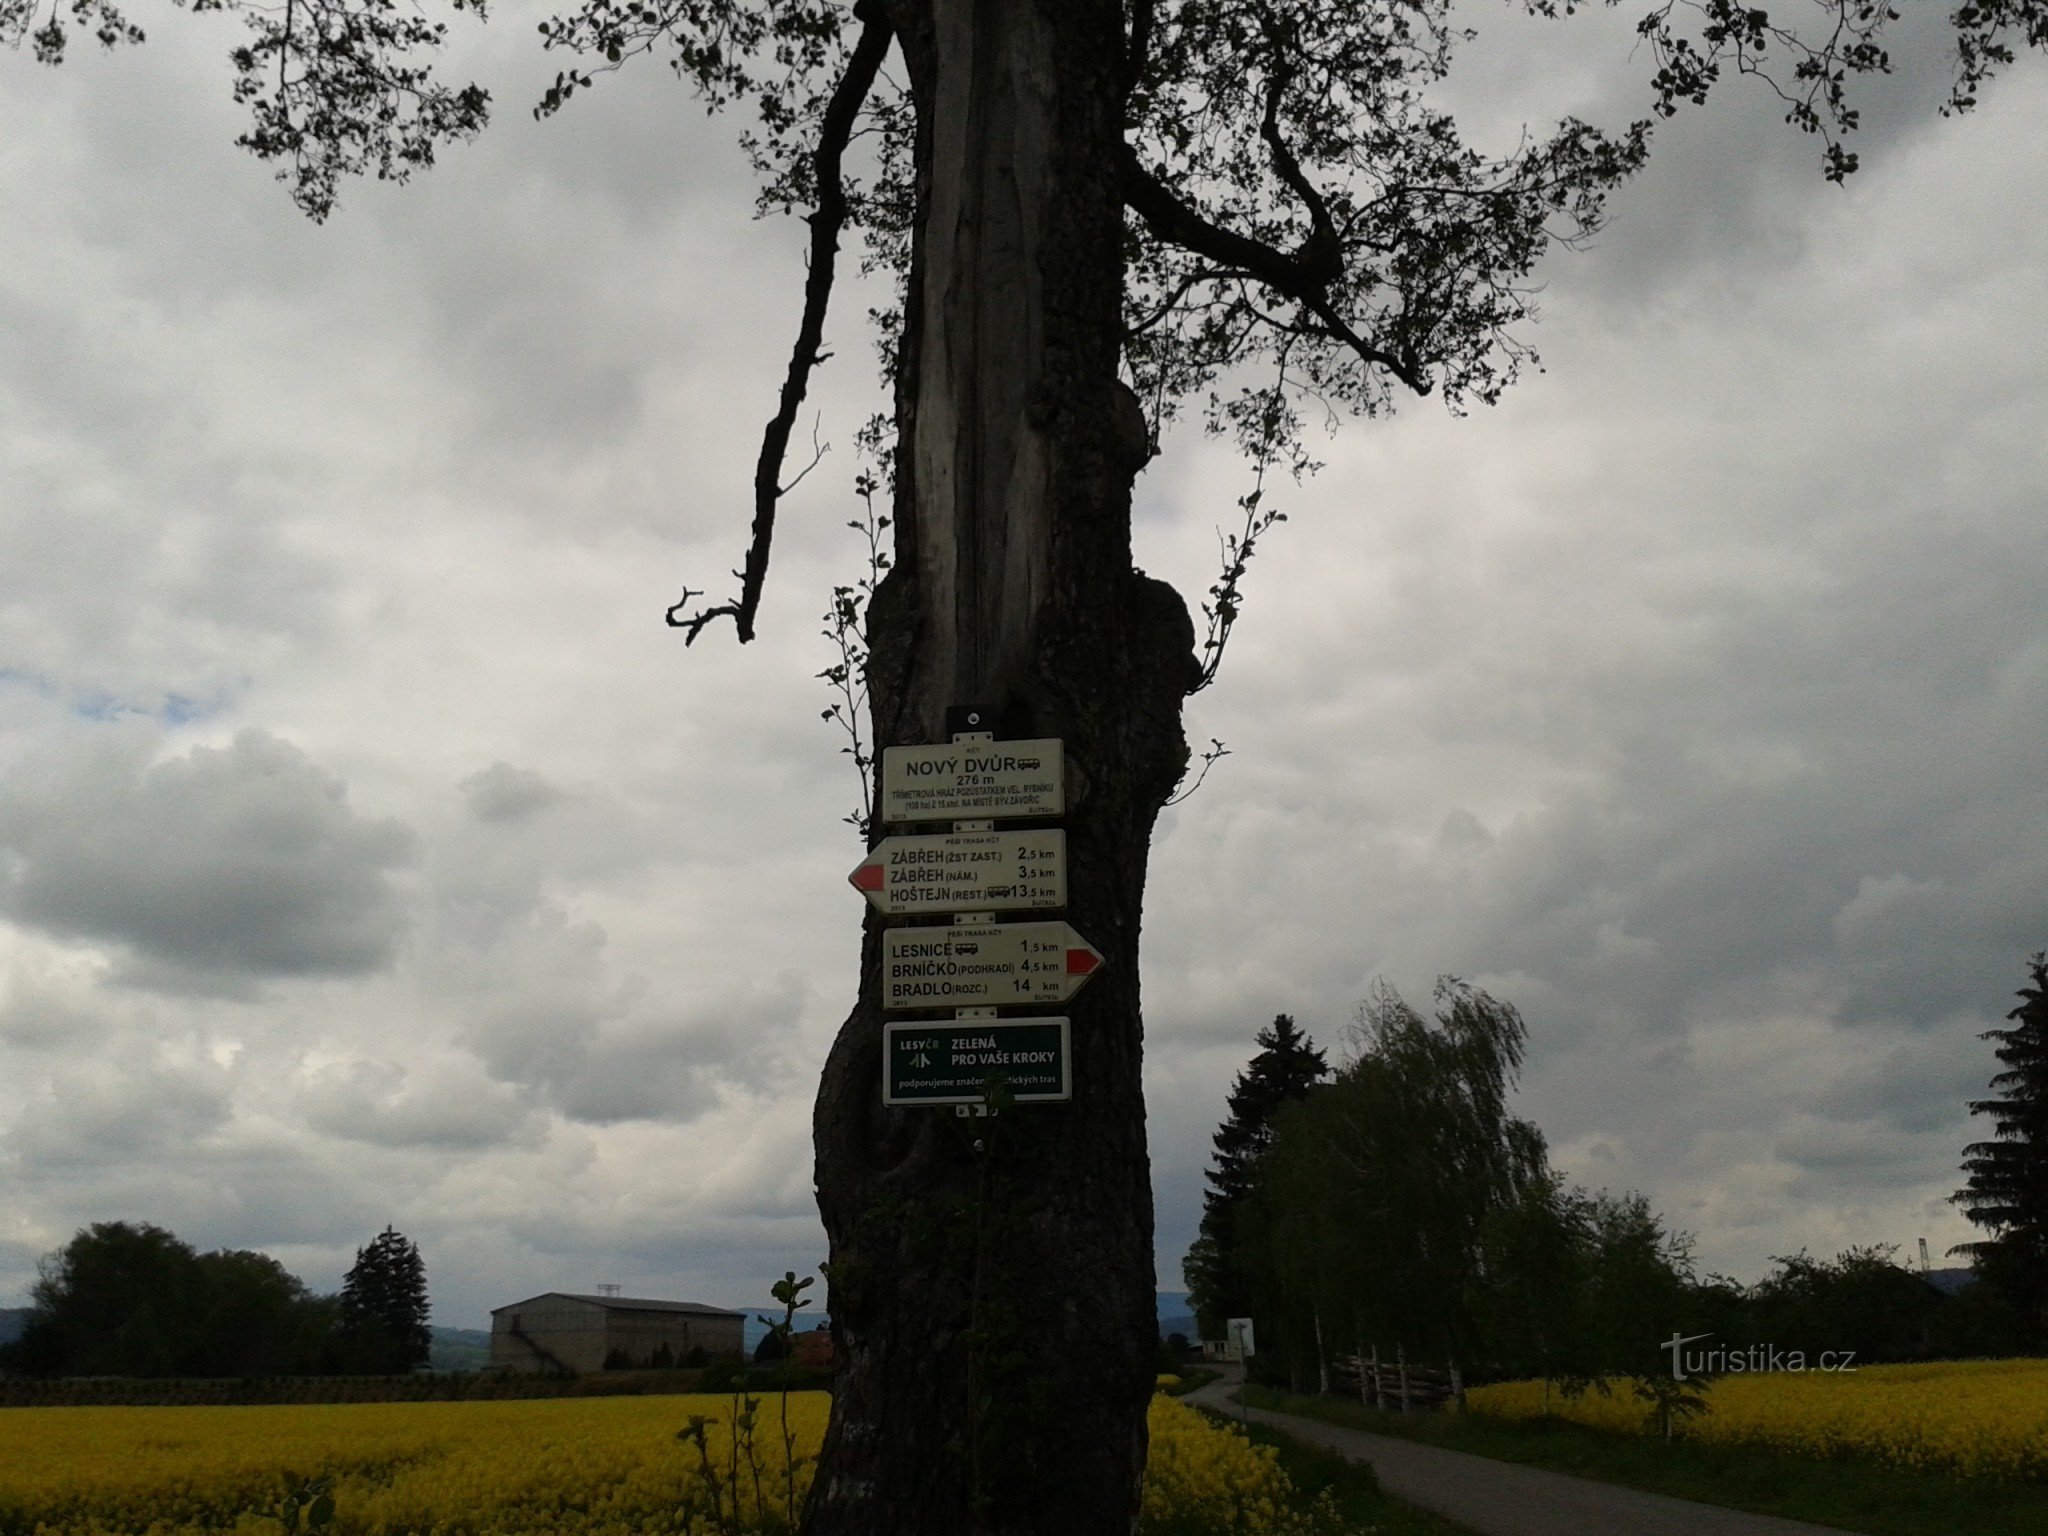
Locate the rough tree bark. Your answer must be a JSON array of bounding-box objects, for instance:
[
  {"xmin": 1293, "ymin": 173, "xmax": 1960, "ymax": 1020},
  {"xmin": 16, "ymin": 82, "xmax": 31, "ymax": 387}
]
[{"xmin": 805, "ymin": 1, "xmax": 1197, "ymax": 1531}]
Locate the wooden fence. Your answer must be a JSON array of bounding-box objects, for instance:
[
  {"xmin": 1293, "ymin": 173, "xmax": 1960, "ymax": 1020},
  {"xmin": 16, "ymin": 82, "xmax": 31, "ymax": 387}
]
[{"xmin": 1331, "ymin": 1352, "xmax": 1461, "ymax": 1411}]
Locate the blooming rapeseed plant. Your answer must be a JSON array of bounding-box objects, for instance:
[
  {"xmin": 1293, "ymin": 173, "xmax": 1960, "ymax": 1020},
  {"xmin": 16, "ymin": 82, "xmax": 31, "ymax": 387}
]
[
  {"xmin": 1466, "ymin": 1358, "xmax": 2048, "ymax": 1480},
  {"xmin": 0, "ymin": 1390, "xmax": 1331, "ymax": 1536},
  {"xmin": 1143, "ymin": 1394, "xmax": 1344, "ymax": 1534}
]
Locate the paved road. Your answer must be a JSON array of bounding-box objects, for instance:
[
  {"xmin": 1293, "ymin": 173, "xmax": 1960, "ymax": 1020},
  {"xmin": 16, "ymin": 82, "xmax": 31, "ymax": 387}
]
[{"xmin": 1181, "ymin": 1372, "xmax": 1850, "ymax": 1536}]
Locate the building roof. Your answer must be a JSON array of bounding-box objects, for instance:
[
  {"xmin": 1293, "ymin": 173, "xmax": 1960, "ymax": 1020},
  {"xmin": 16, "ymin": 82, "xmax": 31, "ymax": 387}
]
[{"xmin": 492, "ymin": 1292, "xmax": 743, "ymax": 1317}]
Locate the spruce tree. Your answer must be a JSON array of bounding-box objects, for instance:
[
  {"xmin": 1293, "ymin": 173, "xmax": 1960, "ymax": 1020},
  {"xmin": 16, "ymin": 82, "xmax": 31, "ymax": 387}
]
[
  {"xmin": 336, "ymin": 1226, "xmax": 432, "ymax": 1373},
  {"xmin": 1953, "ymin": 952, "xmax": 2048, "ymax": 1343},
  {"xmin": 1185, "ymin": 1014, "xmax": 1327, "ymax": 1340}
]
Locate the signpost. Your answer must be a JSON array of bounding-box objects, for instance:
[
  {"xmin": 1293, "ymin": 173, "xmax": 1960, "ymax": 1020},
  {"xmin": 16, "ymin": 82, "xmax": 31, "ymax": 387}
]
[
  {"xmin": 851, "ymin": 725, "xmax": 1097, "ymax": 1113},
  {"xmin": 880, "ymin": 738, "xmax": 1064, "ymax": 823},
  {"xmin": 883, "ymin": 1017, "xmax": 1071, "ymax": 1106},
  {"xmin": 848, "ymin": 829, "xmax": 1065, "ymax": 915},
  {"xmin": 883, "ymin": 921, "xmax": 1104, "ymax": 1009},
  {"xmin": 1226, "ymin": 1318, "xmax": 1256, "ymax": 1424}
]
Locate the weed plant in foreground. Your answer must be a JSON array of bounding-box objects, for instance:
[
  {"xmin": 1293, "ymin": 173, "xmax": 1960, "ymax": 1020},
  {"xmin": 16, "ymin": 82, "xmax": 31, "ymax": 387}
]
[{"xmin": 0, "ymin": 1390, "xmax": 1364, "ymax": 1536}]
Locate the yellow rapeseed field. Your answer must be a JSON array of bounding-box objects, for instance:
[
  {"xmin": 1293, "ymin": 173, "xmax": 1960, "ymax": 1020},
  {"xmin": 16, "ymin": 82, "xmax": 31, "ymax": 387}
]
[
  {"xmin": 1142, "ymin": 1395, "xmax": 1339, "ymax": 1536},
  {"xmin": 0, "ymin": 1390, "xmax": 1323, "ymax": 1536},
  {"xmin": 1466, "ymin": 1357, "xmax": 2048, "ymax": 1481}
]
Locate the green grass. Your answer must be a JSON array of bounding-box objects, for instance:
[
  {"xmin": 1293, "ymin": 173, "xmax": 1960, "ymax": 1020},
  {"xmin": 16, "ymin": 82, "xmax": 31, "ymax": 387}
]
[
  {"xmin": 1159, "ymin": 1365, "xmax": 1221, "ymax": 1397},
  {"xmin": 1242, "ymin": 1385, "xmax": 2048, "ymax": 1536},
  {"xmin": 1193, "ymin": 1406, "xmax": 1478, "ymax": 1534}
]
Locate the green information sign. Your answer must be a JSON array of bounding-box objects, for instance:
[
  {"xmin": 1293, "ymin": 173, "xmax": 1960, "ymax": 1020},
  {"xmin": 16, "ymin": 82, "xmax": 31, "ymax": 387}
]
[{"xmin": 882, "ymin": 1017, "xmax": 1071, "ymax": 1106}]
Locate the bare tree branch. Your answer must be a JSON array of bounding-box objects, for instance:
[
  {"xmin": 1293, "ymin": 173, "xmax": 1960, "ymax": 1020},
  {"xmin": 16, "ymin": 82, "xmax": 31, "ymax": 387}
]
[
  {"xmin": 1117, "ymin": 144, "xmax": 1429, "ymax": 395},
  {"xmin": 667, "ymin": 8, "xmax": 893, "ymax": 645},
  {"xmin": 1254, "ymin": 10, "xmax": 1341, "ymax": 288}
]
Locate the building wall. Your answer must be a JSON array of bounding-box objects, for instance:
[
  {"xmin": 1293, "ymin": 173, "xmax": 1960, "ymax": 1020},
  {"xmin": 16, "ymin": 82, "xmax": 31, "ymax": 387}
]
[
  {"xmin": 489, "ymin": 1296, "xmax": 745, "ymax": 1373},
  {"xmin": 791, "ymin": 1328, "xmax": 837, "ymax": 1372},
  {"xmin": 603, "ymin": 1309, "xmax": 744, "ymax": 1366},
  {"xmin": 490, "ymin": 1294, "xmax": 608, "ymax": 1373}
]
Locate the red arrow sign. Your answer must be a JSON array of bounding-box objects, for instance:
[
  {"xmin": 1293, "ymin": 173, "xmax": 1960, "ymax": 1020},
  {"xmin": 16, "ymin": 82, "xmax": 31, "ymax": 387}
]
[
  {"xmin": 880, "ymin": 921, "xmax": 1106, "ymax": 1010},
  {"xmin": 846, "ymin": 830, "xmax": 1065, "ymax": 915}
]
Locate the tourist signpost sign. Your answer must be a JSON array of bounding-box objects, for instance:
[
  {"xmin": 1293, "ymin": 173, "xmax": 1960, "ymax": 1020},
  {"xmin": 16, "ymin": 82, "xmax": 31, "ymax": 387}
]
[
  {"xmin": 883, "ymin": 1017, "xmax": 1071, "ymax": 1105},
  {"xmin": 852, "ymin": 725, "xmax": 1098, "ymax": 1110},
  {"xmin": 848, "ymin": 829, "xmax": 1065, "ymax": 915},
  {"xmin": 882, "ymin": 921, "xmax": 1104, "ymax": 1009},
  {"xmin": 880, "ymin": 738, "xmax": 1064, "ymax": 823}
]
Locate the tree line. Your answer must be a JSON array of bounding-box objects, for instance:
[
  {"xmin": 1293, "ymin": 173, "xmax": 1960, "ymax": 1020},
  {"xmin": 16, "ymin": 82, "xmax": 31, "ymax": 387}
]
[
  {"xmin": 0, "ymin": 1222, "xmax": 432, "ymax": 1378},
  {"xmin": 1189, "ymin": 955, "xmax": 2048, "ymax": 1405}
]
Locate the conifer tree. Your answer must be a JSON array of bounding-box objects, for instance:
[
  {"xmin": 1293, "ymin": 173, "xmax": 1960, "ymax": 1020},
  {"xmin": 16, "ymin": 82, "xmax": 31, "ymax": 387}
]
[
  {"xmin": 1953, "ymin": 951, "xmax": 2048, "ymax": 1343},
  {"xmin": 336, "ymin": 1226, "xmax": 432, "ymax": 1373},
  {"xmin": 1185, "ymin": 1014, "xmax": 1327, "ymax": 1340}
]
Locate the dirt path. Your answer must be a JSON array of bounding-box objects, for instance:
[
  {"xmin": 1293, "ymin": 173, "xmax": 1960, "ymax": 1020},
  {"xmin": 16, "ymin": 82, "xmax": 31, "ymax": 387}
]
[{"xmin": 1181, "ymin": 1372, "xmax": 1851, "ymax": 1536}]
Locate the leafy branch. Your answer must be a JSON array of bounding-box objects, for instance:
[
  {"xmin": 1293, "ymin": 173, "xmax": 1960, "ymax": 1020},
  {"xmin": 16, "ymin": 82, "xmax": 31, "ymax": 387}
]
[
  {"xmin": 1164, "ymin": 738, "xmax": 1231, "ymax": 808},
  {"xmin": 817, "ymin": 441, "xmax": 889, "ymax": 840}
]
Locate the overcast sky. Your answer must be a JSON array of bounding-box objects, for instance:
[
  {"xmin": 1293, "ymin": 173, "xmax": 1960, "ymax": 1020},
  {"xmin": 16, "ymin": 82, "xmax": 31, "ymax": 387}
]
[{"xmin": 3, "ymin": 8, "xmax": 2043, "ymax": 1329}]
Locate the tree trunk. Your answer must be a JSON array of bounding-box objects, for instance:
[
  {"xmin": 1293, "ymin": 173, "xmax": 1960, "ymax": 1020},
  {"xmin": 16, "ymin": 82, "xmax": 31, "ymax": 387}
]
[
  {"xmin": 1314, "ymin": 1307, "xmax": 1329, "ymax": 1397},
  {"xmin": 804, "ymin": 3, "xmax": 1196, "ymax": 1533}
]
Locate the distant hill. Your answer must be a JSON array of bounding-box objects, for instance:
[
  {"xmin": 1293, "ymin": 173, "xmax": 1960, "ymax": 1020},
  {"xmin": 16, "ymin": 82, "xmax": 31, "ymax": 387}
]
[
  {"xmin": 428, "ymin": 1326, "xmax": 492, "ymax": 1373},
  {"xmin": 1923, "ymin": 1266, "xmax": 1977, "ymax": 1297},
  {"xmin": 0, "ymin": 1308, "xmax": 28, "ymax": 1346},
  {"xmin": 1155, "ymin": 1290, "xmax": 1196, "ymax": 1343}
]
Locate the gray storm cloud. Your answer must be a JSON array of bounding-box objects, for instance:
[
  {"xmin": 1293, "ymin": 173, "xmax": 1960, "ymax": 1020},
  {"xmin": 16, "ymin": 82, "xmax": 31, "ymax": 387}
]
[{"xmin": 0, "ymin": 728, "xmax": 414, "ymax": 990}]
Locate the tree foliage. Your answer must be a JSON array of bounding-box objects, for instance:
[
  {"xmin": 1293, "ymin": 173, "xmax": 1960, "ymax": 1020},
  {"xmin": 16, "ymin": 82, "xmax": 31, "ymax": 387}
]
[
  {"xmin": 1229, "ymin": 1000, "xmax": 2019, "ymax": 1400},
  {"xmin": 1744, "ymin": 1244, "xmax": 1946, "ymax": 1363},
  {"xmin": 1215, "ymin": 982, "xmax": 1729, "ymax": 1405},
  {"xmin": 0, "ymin": 0, "xmax": 492, "ymax": 221},
  {"xmin": 1244, "ymin": 979, "xmax": 1551, "ymax": 1386},
  {"xmin": 0, "ymin": 1221, "xmax": 335, "ymax": 1378},
  {"xmin": 335, "ymin": 1225, "xmax": 432, "ymax": 1373},
  {"xmin": 1953, "ymin": 950, "xmax": 2048, "ymax": 1343},
  {"xmin": 1183, "ymin": 1013, "xmax": 1326, "ymax": 1340}
]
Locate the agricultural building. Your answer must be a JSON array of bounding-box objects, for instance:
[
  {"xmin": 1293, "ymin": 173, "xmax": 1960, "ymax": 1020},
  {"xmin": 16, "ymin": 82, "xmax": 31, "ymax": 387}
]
[
  {"xmin": 791, "ymin": 1325, "xmax": 837, "ymax": 1372},
  {"xmin": 488, "ymin": 1292, "xmax": 745, "ymax": 1373}
]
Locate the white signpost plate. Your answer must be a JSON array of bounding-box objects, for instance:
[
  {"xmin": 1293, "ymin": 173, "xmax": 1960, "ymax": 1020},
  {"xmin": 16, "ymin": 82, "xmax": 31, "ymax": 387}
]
[
  {"xmin": 883, "ymin": 1017, "xmax": 1071, "ymax": 1106},
  {"xmin": 849, "ymin": 830, "xmax": 1065, "ymax": 914},
  {"xmin": 882, "ymin": 921, "xmax": 1104, "ymax": 1010},
  {"xmin": 880, "ymin": 738, "xmax": 1064, "ymax": 824}
]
